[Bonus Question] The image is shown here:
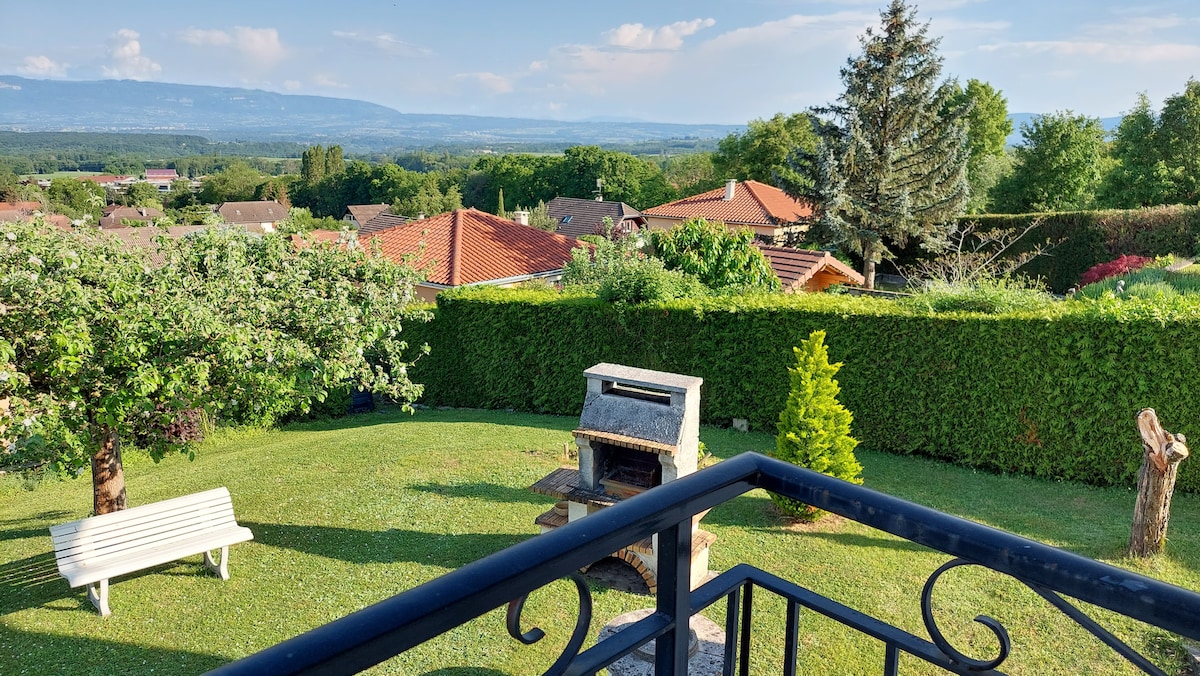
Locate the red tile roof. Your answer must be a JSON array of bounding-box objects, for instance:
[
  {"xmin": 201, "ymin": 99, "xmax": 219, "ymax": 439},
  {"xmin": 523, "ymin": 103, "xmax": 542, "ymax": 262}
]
[
  {"xmin": 0, "ymin": 201, "xmax": 43, "ymax": 212},
  {"xmin": 757, "ymin": 245, "xmax": 864, "ymax": 291},
  {"xmin": 642, "ymin": 180, "xmax": 813, "ymax": 226},
  {"xmin": 361, "ymin": 208, "xmax": 581, "ymax": 286},
  {"xmin": 145, "ymin": 169, "xmax": 179, "ymax": 180}
]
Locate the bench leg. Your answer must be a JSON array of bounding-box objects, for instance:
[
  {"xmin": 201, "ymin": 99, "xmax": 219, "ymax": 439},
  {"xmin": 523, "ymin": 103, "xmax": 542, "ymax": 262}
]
[
  {"xmin": 204, "ymin": 546, "xmax": 230, "ymax": 580},
  {"xmin": 87, "ymin": 579, "xmax": 111, "ymax": 617}
]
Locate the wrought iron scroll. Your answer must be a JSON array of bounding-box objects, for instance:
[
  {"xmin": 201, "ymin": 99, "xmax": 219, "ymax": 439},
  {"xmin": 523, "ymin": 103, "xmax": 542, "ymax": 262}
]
[
  {"xmin": 921, "ymin": 559, "xmax": 1011, "ymax": 672},
  {"xmin": 505, "ymin": 571, "xmax": 593, "ymax": 676},
  {"xmin": 922, "ymin": 558, "xmax": 1171, "ymax": 675}
]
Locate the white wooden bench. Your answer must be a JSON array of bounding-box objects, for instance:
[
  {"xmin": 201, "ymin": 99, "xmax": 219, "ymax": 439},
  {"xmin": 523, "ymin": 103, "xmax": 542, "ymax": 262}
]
[{"xmin": 49, "ymin": 487, "xmax": 254, "ymax": 616}]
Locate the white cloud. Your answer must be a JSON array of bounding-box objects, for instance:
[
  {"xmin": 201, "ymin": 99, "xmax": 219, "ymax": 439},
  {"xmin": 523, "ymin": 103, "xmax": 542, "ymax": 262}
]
[
  {"xmin": 456, "ymin": 71, "xmax": 514, "ymax": 94},
  {"xmin": 606, "ymin": 18, "xmax": 716, "ymax": 50},
  {"xmin": 19, "ymin": 55, "xmax": 67, "ymax": 78},
  {"xmin": 979, "ymin": 40, "xmax": 1200, "ymax": 64},
  {"xmin": 529, "ymin": 60, "xmax": 548, "ymax": 72},
  {"xmin": 283, "ymin": 79, "xmax": 302, "ymax": 90},
  {"xmin": 232, "ymin": 27, "xmax": 285, "ymax": 66},
  {"xmin": 101, "ymin": 29, "xmax": 161, "ymax": 80},
  {"xmin": 702, "ymin": 12, "xmax": 874, "ymax": 52},
  {"xmin": 180, "ymin": 28, "xmax": 232, "ymax": 47},
  {"xmin": 332, "ymin": 31, "xmax": 432, "ymax": 57}
]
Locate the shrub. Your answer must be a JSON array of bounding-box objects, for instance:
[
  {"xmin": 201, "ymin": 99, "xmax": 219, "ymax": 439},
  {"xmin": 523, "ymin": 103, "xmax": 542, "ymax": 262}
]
[
  {"xmin": 904, "ymin": 279, "xmax": 1055, "ymax": 314},
  {"xmin": 1080, "ymin": 255, "xmax": 1154, "ymax": 286},
  {"xmin": 769, "ymin": 331, "xmax": 863, "ymax": 521},
  {"xmin": 597, "ymin": 257, "xmax": 707, "ymax": 305}
]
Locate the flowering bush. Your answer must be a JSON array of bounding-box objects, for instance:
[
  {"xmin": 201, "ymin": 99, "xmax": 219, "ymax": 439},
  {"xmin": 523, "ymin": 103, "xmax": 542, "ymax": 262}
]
[{"xmin": 1079, "ymin": 255, "xmax": 1154, "ymax": 286}]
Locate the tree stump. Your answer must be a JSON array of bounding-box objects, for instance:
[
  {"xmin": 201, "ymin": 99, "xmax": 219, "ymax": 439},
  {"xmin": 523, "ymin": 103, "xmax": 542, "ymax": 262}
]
[{"xmin": 1129, "ymin": 409, "xmax": 1189, "ymax": 557}]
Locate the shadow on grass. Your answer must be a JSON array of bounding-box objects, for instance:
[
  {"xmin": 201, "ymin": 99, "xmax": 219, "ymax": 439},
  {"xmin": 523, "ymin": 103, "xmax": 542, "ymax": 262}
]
[
  {"xmin": 407, "ymin": 481, "xmax": 551, "ymax": 505},
  {"xmin": 0, "ymin": 624, "xmax": 227, "ymax": 673},
  {"xmin": 282, "ymin": 406, "xmax": 577, "ymax": 436},
  {"xmin": 243, "ymin": 522, "xmax": 533, "ymax": 568}
]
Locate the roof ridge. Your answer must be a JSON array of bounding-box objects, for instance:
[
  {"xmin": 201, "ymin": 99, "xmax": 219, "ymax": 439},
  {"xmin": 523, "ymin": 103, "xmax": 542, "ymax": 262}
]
[
  {"xmin": 741, "ymin": 181, "xmax": 775, "ymax": 223},
  {"xmin": 449, "ymin": 209, "xmax": 463, "ymax": 286}
]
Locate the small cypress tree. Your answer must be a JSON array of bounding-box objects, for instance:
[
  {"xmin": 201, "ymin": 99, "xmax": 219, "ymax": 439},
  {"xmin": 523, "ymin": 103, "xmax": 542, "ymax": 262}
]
[{"xmin": 771, "ymin": 330, "xmax": 863, "ymax": 521}]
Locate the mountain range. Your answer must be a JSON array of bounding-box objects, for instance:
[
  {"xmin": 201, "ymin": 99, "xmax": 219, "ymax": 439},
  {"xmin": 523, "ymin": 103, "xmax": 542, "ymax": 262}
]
[
  {"xmin": 0, "ymin": 76, "xmax": 741, "ymax": 151},
  {"xmin": 0, "ymin": 75, "xmax": 1123, "ymax": 151}
]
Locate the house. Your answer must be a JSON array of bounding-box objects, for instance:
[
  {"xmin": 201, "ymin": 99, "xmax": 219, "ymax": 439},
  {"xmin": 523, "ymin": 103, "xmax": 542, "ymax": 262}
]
[
  {"xmin": 343, "ymin": 204, "xmax": 390, "ymax": 229},
  {"xmin": 145, "ymin": 169, "xmax": 180, "ymax": 193},
  {"xmin": 97, "ymin": 225, "xmax": 207, "ymax": 266},
  {"xmin": 642, "ymin": 179, "xmax": 813, "ymax": 246},
  {"xmin": 757, "ymin": 245, "xmax": 864, "ymax": 293},
  {"xmin": 360, "ymin": 208, "xmax": 581, "ymax": 302},
  {"xmin": 217, "ymin": 200, "xmax": 288, "ymax": 233},
  {"xmin": 0, "ymin": 201, "xmax": 72, "ymax": 230},
  {"xmin": 358, "ymin": 212, "xmax": 411, "ymax": 237},
  {"xmin": 544, "ymin": 197, "xmax": 646, "ymax": 239},
  {"xmin": 99, "ymin": 205, "xmax": 164, "ymax": 228},
  {"xmin": 82, "ymin": 175, "xmax": 132, "ymax": 189}
]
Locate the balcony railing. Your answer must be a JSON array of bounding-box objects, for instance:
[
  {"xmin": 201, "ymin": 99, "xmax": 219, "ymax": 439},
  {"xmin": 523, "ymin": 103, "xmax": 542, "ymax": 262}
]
[{"xmin": 207, "ymin": 452, "xmax": 1200, "ymax": 675}]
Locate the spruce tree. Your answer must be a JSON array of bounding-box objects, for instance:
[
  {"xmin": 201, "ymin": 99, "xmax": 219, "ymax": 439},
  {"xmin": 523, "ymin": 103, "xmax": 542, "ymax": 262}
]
[
  {"xmin": 771, "ymin": 330, "xmax": 862, "ymax": 521},
  {"xmin": 782, "ymin": 0, "xmax": 968, "ymax": 289}
]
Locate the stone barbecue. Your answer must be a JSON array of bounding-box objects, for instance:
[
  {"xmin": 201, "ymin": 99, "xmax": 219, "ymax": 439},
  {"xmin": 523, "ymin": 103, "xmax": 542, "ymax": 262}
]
[{"xmin": 529, "ymin": 363, "xmax": 716, "ymax": 593}]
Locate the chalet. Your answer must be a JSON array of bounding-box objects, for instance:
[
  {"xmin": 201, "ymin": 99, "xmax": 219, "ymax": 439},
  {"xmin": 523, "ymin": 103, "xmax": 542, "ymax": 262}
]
[
  {"xmin": 757, "ymin": 245, "xmax": 864, "ymax": 293},
  {"xmin": 343, "ymin": 204, "xmax": 390, "ymax": 229},
  {"xmin": 544, "ymin": 197, "xmax": 645, "ymax": 239},
  {"xmin": 642, "ymin": 179, "xmax": 813, "ymax": 246},
  {"xmin": 217, "ymin": 200, "xmax": 288, "ymax": 233},
  {"xmin": 360, "ymin": 208, "xmax": 581, "ymax": 302},
  {"xmin": 99, "ymin": 205, "xmax": 164, "ymax": 228}
]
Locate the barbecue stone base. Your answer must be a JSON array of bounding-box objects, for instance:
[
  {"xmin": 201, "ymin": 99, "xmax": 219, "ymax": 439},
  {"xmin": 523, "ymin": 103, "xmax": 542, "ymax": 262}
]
[{"xmin": 597, "ymin": 608, "xmax": 726, "ymax": 676}]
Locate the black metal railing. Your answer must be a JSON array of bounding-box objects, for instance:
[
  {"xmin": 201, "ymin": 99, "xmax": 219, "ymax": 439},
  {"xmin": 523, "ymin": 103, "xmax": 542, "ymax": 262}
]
[{"xmin": 207, "ymin": 452, "xmax": 1200, "ymax": 675}]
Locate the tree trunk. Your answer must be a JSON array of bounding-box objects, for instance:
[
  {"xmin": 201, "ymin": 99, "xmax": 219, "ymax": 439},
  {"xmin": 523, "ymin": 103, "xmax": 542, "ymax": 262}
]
[
  {"xmin": 1129, "ymin": 409, "xmax": 1188, "ymax": 557},
  {"xmin": 862, "ymin": 242, "xmax": 877, "ymax": 290},
  {"xmin": 92, "ymin": 425, "xmax": 127, "ymax": 515}
]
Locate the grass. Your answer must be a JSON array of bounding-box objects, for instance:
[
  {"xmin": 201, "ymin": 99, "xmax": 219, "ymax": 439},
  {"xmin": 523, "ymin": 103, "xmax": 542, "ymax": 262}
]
[{"xmin": 2, "ymin": 408, "xmax": 1198, "ymax": 675}]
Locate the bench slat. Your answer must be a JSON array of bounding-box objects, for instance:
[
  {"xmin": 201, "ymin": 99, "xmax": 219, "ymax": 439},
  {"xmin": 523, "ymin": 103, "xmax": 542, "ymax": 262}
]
[
  {"xmin": 59, "ymin": 526, "xmax": 254, "ymax": 588},
  {"xmin": 52, "ymin": 501, "xmax": 238, "ymax": 550},
  {"xmin": 53, "ymin": 506, "xmax": 241, "ymax": 567},
  {"xmin": 50, "ymin": 489, "xmax": 234, "ymax": 539}
]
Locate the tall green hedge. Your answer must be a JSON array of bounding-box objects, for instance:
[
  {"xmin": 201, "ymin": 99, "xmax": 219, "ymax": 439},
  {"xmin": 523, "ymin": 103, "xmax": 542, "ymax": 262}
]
[
  {"xmin": 407, "ymin": 287, "xmax": 1200, "ymax": 493},
  {"xmin": 946, "ymin": 206, "xmax": 1200, "ymax": 292}
]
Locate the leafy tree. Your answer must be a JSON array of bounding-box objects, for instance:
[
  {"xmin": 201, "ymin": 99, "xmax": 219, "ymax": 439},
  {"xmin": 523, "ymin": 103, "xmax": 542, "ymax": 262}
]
[
  {"xmin": 563, "ymin": 222, "xmax": 706, "ymax": 304},
  {"xmin": 256, "ymin": 176, "xmax": 292, "ymax": 208},
  {"xmin": 46, "ymin": 177, "xmax": 106, "ymax": 223},
  {"xmin": 1157, "ymin": 78, "xmax": 1200, "ymax": 204},
  {"xmin": 661, "ymin": 152, "xmax": 721, "ymax": 197},
  {"xmin": 713, "ymin": 113, "xmax": 817, "ymax": 188},
  {"xmin": 516, "ymin": 200, "xmax": 557, "ymax": 231},
  {"xmin": 392, "ymin": 173, "xmax": 463, "ymax": 218},
  {"xmin": 993, "ymin": 112, "xmax": 1107, "ymax": 213},
  {"xmin": 324, "ymin": 145, "xmax": 345, "ymax": 178},
  {"xmin": 0, "ymin": 219, "xmax": 427, "ymax": 514},
  {"xmin": 301, "ymin": 145, "xmax": 327, "ymax": 185},
  {"xmin": 948, "ymin": 79, "xmax": 1014, "ymax": 213},
  {"xmin": 782, "ymin": 0, "xmax": 968, "ymax": 289},
  {"xmin": 198, "ymin": 161, "xmax": 268, "ymax": 204},
  {"xmin": 1099, "ymin": 93, "xmax": 1176, "ymax": 208},
  {"xmin": 770, "ymin": 330, "xmax": 862, "ymax": 521},
  {"xmin": 555, "ymin": 146, "xmax": 675, "ymax": 209},
  {"xmin": 275, "ymin": 206, "xmax": 343, "ymax": 235},
  {"xmin": 648, "ymin": 217, "xmax": 780, "ymax": 292},
  {"xmin": 165, "ymin": 178, "xmax": 196, "ymax": 209},
  {"xmin": 124, "ymin": 181, "xmax": 162, "ymax": 209}
]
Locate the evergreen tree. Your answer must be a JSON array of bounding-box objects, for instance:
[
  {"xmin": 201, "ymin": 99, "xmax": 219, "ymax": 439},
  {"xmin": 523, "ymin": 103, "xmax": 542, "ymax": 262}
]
[
  {"xmin": 771, "ymin": 330, "xmax": 863, "ymax": 522},
  {"xmin": 496, "ymin": 187, "xmax": 507, "ymax": 217},
  {"xmin": 782, "ymin": 0, "xmax": 969, "ymax": 289}
]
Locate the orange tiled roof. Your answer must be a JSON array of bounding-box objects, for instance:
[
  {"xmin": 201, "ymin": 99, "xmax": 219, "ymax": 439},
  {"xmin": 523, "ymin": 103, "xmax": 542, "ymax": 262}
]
[
  {"xmin": 361, "ymin": 208, "xmax": 580, "ymax": 286},
  {"xmin": 758, "ymin": 245, "xmax": 864, "ymax": 290},
  {"xmin": 642, "ymin": 180, "xmax": 813, "ymax": 226}
]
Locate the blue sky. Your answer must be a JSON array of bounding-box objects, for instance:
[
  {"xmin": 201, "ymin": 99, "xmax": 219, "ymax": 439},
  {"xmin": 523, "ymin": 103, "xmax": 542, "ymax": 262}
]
[{"xmin": 3, "ymin": 0, "xmax": 1198, "ymax": 125}]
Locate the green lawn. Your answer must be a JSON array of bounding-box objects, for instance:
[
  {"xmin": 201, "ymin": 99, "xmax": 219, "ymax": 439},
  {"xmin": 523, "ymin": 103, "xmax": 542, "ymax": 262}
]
[{"xmin": 2, "ymin": 408, "xmax": 1197, "ymax": 675}]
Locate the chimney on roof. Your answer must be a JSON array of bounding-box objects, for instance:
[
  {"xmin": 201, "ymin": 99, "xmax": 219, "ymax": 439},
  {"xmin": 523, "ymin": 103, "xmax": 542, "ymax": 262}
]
[
  {"xmin": 512, "ymin": 210, "xmax": 530, "ymax": 226},
  {"xmin": 724, "ymin": 179, "xmax": 736, "ymax": 201}
]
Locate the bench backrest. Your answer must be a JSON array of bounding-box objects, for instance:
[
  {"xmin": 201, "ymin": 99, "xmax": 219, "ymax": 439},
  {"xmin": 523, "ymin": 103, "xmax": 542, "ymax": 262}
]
[{"xmin": 50, "ymin": 487, "xmax": 240, "ymax": 568}]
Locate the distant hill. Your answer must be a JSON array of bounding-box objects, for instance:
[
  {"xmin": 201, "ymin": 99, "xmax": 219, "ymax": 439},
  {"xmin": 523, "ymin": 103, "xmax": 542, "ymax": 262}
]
[
  {"xmin": 0, "ymin": 76, "xmax": 742, "ymax": 151},
  {"xmin": 1006, "ymin": 113, "xmax": 1123, "ymax": 147}
]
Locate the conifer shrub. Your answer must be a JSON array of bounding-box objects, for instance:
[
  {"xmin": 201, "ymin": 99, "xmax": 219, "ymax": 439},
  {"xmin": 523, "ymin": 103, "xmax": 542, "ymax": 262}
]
[{"xmin": 770, "ymin": 330, "xmax": 863, "ymax": 521}]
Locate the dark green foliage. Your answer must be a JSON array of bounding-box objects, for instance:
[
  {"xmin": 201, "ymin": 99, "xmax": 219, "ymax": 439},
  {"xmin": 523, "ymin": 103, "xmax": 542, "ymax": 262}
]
[
  {"xmin": 993, "ymin": 112, "xmax": 1108, "ymax": 213},
  {"xmin": 407, "ymin": 287, "xmax": 1200, "ymax": 494},
  {"xmin": 712, "ymin": 112, "xmax": 816, "ymax": 188},
  {"xmin": 783, "ymin": 0, "xmax": 969, "ymax": 288},
  {"xmin": 939, "ymin": 207, "xmax": 1200, "ymax": 292},
  {"xmin": 771, "ymin": 330, "xmax": 863, "ymax": 520}
]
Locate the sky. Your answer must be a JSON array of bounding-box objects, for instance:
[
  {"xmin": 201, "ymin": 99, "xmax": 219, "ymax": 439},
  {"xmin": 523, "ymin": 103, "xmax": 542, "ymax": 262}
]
[{"xmin": 2, "ymin": 0, "xmax": 1198, "ymax": 125}]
